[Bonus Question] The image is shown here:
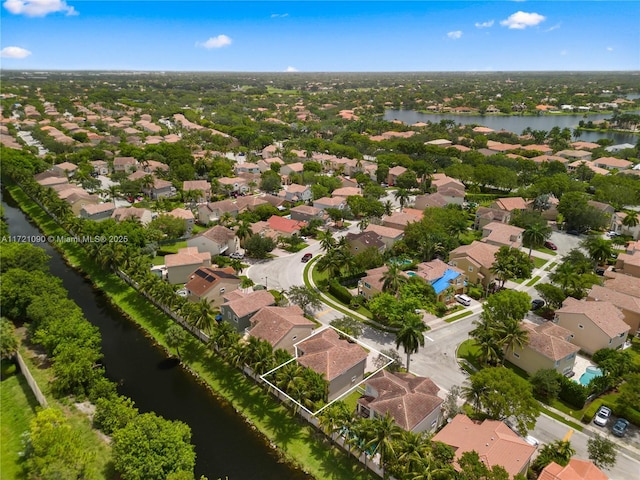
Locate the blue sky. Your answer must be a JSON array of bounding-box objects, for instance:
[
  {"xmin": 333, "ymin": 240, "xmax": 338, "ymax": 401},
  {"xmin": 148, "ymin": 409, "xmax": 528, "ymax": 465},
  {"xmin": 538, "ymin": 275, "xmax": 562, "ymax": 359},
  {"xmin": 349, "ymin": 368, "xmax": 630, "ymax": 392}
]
[{"xmin": 1, "ymin": 1, "xmax": 638, "ymax": 71}]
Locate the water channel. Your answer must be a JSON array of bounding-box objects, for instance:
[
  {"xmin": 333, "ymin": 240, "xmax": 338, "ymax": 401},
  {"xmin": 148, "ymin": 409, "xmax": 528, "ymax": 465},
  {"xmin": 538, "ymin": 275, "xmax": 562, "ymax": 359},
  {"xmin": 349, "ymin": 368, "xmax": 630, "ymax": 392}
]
[
  {"xmin": 384, "ymin": 109, "xmax": 639, "ymax": 145},
  {"xmin": 1, "ymin": 186, "xmax": 311, "ymax": 480}
]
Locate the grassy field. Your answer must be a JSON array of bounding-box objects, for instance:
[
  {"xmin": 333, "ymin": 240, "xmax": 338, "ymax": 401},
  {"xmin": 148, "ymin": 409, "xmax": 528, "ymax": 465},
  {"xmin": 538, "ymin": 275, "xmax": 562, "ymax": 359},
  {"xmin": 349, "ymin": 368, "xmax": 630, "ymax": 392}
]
[
  {"xmin": 0, "ymin": 361, "xmax": 38, "ymax": 479},
  {"xmin": 6, "ymin": 183, "xmax": 377, "ymax": 480}
]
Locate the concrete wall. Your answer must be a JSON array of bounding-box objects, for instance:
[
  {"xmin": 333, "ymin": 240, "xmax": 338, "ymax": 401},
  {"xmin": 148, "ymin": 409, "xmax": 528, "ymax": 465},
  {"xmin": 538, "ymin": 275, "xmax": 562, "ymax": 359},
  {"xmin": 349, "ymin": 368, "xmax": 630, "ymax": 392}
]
[{"xmin": 15, "ymin": 352, "xmax": 48, "ymax": 407}]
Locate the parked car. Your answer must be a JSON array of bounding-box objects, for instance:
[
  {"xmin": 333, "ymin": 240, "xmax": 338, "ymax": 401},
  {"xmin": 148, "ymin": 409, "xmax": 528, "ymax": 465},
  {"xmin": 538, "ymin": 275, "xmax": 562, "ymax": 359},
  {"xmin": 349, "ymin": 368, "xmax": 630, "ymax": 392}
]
[
  {"xmin": 606, "ymin": 231, "xmax": 619, "ymax": 237},
  {"xmin": 454, "ymin": 294, "xmax": 472, "ymax": 306},
  {"xmin": 531, "ymin": 299, "xmax": 545, "ymax": 310},
  {"xmin": 593, "ymin": 406, "xmax": 612, "ymax": 427},
  {"xmin": 612, "ymin": 418, "xmax": 630, "ymax": 437},
  {"xmin": 567, "ymin": 229, "xmax": 580, "ymax": 236},
  {"xmin": 544, "ymin": 241, "xmax": 557, "ymax": 250},
  {"xmin": 230, "ymin": 252, "xmax": 244, "ymax": 259},
  {"xmin": 524, "ymin": 435, "xmax": 540, "ymax": 447},
  {"xmin": 301, "ymin": 253, "xmax": 313, "ymax": 263},
  {"xmin": 595, "ymin": 267, "xmax": 606, "ymax": 276}
]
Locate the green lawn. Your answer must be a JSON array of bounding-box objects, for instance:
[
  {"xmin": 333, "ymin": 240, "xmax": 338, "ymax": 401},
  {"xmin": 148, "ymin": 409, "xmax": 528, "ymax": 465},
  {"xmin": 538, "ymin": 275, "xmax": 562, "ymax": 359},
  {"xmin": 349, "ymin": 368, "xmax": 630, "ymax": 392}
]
[
  {"xmin": 525, "ymin": 276, "xmax": 541, "ymax": 287},
  {"xmin": 445, "ymin": 310, "xmax": 473, "ymax": 323},
  {"xmin": 533, "ymin": 246, "xmax": 558, "ymax": 256},
  {"xmin": 0, "ymin": 361, "xmax": 38, "ymax": 479},
  {"xmin": 456, "ymin": 339, "xmax": 482, "ymax": 370},
  {"xmin": 7, "ymin": 183, "xmax": 377, "ymax": 480},
  {"xmin": 531, "ymin": 256, "xmax": 548, "ymax": 268},
  {"xmin": 156, "ymin": 239, "xmax": 188, "ymax": 255}
]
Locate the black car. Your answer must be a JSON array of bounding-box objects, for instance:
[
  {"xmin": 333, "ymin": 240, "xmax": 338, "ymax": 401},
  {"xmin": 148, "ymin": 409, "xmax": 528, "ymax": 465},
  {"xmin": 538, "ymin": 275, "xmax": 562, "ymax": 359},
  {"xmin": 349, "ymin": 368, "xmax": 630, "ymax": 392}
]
[
  {"xmin": 612, "ymin": 418, "xmax": 630, "ymax": 437},
  {"xmin": 567, "ymin": 229, "xmax": 580, "ymax": 235},
  {"xmin": 531, "ymin": 299, "xmax": 545, "ymax": 310},
  {"xmin": 301, "ymin": 253, "xmax": 313, "ymax": 263}
]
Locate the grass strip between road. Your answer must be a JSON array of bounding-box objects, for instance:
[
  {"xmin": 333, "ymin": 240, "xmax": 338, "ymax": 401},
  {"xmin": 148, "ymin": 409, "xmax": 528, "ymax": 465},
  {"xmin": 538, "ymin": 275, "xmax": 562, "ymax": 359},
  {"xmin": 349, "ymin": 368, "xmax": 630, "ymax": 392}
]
[
  {"xmin": 445, "ymin": 310, "xmax": 473, "ymax": 323},
  {"xmin": 5, "ymin": 183, "xmax": 377, "ymax": 480},
  {"xmin": 539, "ymin": 406, "xmax": 584, "ymax": 433},
  {"xmin": 525, "ymin": 275, "xmax": 541, "ymax": 287}
]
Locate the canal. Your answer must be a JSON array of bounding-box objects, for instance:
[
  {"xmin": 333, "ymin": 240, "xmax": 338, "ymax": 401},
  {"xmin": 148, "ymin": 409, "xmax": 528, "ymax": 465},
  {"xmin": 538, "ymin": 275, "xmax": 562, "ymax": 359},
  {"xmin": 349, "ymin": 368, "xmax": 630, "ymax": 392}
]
[{"xmin": 1, "ymin": 186, "xmax": 311, "ymax": 480}]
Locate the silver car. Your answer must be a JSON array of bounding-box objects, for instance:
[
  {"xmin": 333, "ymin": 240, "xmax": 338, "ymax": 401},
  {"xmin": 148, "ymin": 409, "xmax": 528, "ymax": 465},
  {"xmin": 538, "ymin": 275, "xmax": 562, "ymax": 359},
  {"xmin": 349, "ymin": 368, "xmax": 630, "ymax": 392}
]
[{"xmin": 593, "ymin": 406, "xmax": 612, "ymax": 427}]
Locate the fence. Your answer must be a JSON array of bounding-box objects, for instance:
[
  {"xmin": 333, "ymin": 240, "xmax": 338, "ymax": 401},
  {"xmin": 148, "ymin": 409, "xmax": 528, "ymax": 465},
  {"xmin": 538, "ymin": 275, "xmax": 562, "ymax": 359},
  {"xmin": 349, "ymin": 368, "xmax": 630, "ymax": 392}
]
[{"xmin": 15, "ymin": 352, "xmax": 48, "ymax": 408}]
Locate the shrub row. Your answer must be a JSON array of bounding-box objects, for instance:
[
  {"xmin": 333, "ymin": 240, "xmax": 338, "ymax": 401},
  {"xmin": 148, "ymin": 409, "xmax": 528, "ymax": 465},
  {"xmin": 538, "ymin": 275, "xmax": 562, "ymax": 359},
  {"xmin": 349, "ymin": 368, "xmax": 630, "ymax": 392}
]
[
  {"xmin": 558, "ymin": 374, "xmax": 588, "ymax": 409},
  {"xmin": 328, "ymin": 279, "xmax": 353, "ymax": 305}
]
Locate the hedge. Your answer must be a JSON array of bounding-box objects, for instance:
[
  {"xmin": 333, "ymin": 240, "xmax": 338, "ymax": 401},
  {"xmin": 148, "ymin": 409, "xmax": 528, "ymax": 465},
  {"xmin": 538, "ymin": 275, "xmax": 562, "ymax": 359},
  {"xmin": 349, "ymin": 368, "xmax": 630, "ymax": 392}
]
[
  {"xmin": 558, "ymin": 375, "xmax": 588, "ymax": 409},
  {"xmin": 328, "ymin": 279, "xmax": 353, "ymax": 305}
]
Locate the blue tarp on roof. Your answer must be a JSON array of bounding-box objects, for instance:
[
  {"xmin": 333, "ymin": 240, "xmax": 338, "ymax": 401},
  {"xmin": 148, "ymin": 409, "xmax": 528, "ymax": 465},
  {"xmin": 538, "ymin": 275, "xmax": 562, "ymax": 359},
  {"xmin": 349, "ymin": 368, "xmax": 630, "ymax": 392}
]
[{"xmin": 431, "ymin": 269, "xmax": 461, "ymax": 294}]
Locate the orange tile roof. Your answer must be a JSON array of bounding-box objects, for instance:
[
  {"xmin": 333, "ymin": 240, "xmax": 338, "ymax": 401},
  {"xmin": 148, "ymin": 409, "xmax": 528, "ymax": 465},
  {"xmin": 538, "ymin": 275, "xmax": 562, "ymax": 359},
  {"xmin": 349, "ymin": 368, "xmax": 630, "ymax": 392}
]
[
  {"xmin": 538, "ymin": 459, "xmax": 608, "ymax": 480},
  {"xmin": 556, "ymin": 298, "xmax": 629, "ymax": 337}
]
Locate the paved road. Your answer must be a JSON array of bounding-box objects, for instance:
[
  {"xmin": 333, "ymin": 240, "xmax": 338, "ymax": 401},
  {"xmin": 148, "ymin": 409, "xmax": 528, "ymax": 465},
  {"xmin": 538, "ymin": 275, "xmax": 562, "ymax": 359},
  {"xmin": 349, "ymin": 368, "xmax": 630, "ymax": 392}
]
[{"xmin": 245, "ymin": 228, "xmax": 640, "ymax": 479}]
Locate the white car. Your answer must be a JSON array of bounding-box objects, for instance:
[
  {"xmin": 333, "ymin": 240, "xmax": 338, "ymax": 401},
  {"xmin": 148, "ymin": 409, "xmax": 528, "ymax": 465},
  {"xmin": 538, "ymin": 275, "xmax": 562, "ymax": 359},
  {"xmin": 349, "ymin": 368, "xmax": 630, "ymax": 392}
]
[
  {"xmin": 593, "ymin": 406, "xmax": 612, "ymax": 427},
  {"xmin": 229, "ymin": 252, "xmax": 244, "ymax": 259},
  {"xmin": 454, "ymin": 294, "xmax": 472, "ymax": 306}
]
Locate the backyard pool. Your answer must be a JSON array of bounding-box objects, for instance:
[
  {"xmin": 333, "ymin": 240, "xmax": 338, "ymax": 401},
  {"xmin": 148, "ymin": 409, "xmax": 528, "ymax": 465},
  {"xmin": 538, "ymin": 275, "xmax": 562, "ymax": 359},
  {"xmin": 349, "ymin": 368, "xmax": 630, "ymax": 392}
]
[{"xmin": 579, "ymin": 366, "xmax": 603, "ymax": 386}]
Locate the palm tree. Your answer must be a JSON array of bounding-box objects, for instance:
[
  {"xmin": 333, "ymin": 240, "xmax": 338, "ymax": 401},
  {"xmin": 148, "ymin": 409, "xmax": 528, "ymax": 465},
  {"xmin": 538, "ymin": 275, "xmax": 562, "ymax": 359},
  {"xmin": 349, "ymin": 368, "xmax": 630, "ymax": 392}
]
[
  {"xmin": 523, "ymin": 223, "xmax": 551, "ymax": 257},
  {"xmin": 317, "ymin": 402, "xmax": 351, "ymax": 446},
  {"xmin": 622, "ymin": 210, "xmax": 639, "ymax": 233},
  {"xmin": 190, "ymin": 298, "xmax": 215, "ymax": 333},
  {"xmin": 235, "ymin": 220, "xmax": 252, "ymax": 247},
  {"xmin": 383, "ymin": 200, "xmax": 394, "ymax": 216},
  {"xmin": 316, "ymin": 248, "xmax": 344, "ymax": 278},
  {"xmin": 496, "ymin": 319, "xmax": 529, "ymax": 365},
  {"xmin": 382, "ymin": 263, "xmax": 407, "ymax": 296},
  {"xmin": 317, "ymin": 228, "xmax": 336, "ymax": 252},
  {"xmin": 395, "ymin": 314, "xmax": 427, "ymax": 371},
  {"xmin": 582, "ymin": 236, "xmax": 613, "ymax": 266},
  {"xmin": 393, "ymin": 430, "xmax": 430, "ymax": 477},
  {"xmin": 549, "ymin": 262, "xmax": 582, "ymax": 295},
  {"xmin": 393, "ymin": 188, "xmax": 410, "ymax": 211},
  {"xmin": 362, "ymin": 413, "xmax": 402, "ymax": 478},
  {"xmin": 461, "ymin": 381, "xmax": 487, "ymax": 416},
  {"xmin": 358, "ymin": 217, "xmax": 370, "ymax": 232}
]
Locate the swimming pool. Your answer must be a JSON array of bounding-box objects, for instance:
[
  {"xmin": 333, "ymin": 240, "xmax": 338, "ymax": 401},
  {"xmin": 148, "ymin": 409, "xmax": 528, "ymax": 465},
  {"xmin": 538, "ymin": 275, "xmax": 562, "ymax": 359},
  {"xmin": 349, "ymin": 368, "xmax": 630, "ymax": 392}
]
[{"xmin": 579, "ymin": 366, "xmax": 603, "ymax": 386}]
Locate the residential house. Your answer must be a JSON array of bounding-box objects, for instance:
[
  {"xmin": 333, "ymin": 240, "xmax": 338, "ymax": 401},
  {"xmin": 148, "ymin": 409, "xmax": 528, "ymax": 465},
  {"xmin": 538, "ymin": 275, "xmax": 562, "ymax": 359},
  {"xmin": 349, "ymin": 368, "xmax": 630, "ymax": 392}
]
[
  {"xmin": 313, "ymin": 196, "xmax": 346, "ymax": 211},
  {"xmin": 386, "ymin": 166, "xmax": 407, "ymax": 186},
  {"xmin": 364, "ymin": 224, "xmax": 404, "ymax": 250},
  {"xmin": 279, "ymin": 162, "xmax": 304, "ymax": 176},
  {"xmin": 282, "ymin": 184, "xmax": 312, "ymax": 203},
  {"xmin": 357, "ymin": 370, "xmax": 443, "ymax": 432},
  {"xmin": 235, "ymin": 163, "xmax": 261, "ymax": 175},
  {"xmin": 89, "ymin": 160, "xmax": 109, "ymax": 175},
  {"xmin": 425, "ymin": 139, "xmax": 452, "ymax": 147},
  {"xmin": 257, "ymin": 157, "xmax": 284, "ymax": 173},
  {"xmin": 218, "ymin": 177, "xmax": 249, "ymax": 194},
  {"xmin": 507, "ymin": 323, "xmax": 579, "ymax": 376},
  {"xmin": 113, "ymin": 156, "xmax": 137, "ymax": 173},
  {"xmin": 52, "ymin": 161, "xmax": 78, "ymax": 176},
  {"xmin": 184, "ymin": 266, "xmax": 240, "ymax": 307},
  {"xmin": 57, "ymin": 187, "xmax": 102, "ymax": 216},
  {"xmin": 382, "ymin": 211, "xmax": 422, "ymax": 231},
  {"xmin": 411, "ymin": 259, "xmax": 466, "ymax": 303},
  {"xmin": 554, "ymin": 298, "xmax": 630, "ymax": 355},
  {"xmin": 609, "ymin": 211, "xmax": 640, "ymax": 239},
  {"xmin": 167, "ymin": 207, "xmax": 195, "ymax": 235},
  {"xmin": 481, "ymin": 222, "xmax": 524, "ymax": 249},
  {"xmin": 605, "ymin": 143, "xmax": 636, "ymax": 154},
  {"xmin": 587, "ymin": 284, "xmax": 640, "ymax": 335},
  {"xmin": 413, "ymin": 193, "xmax": 448, "ymax": 210},
  {"xmin": 432, "ymin": 415, "xmax": 536, "ymax": 479},
  {"xmin": 220, "ymin": 290, "xmax": 276, "ymax": 332},
  {"xmin": 145, "ymin": 177, "xmax": 174, "ymax": 200},
  {"xmin": 183, "ymin": 180, "xmax": 211, "ymax": 203},
  {"xmin": 249, "ymin": 194, "xmax": 284, "ymax": 210},
  {"xmin": 187, "ymin": 225, "xmax": 238, "ymax": 257},
  {"xmin": 290, "ymin": 205, "xmax": 324, "ymax": 223},
  {"xmin": 557, "ymin": 149, "xmax": 592, "ymax": 162},
  {"xmin": 337, "ymin": 176, "xmax": 359, "ymax": 189},
  {"xmin": 538, "ymin": 459, "xmax": 609, "ymax": 480},
  {"xmin": 346, "ymin": 230, "xmax": 386, "ymax": 256},
  {"xmin": 567, "ymin": 160, "xmax": 610, "ymax": 176},
  {"xmin": 248, "ymin": 306, "xmax": 315, "ymax": 355},
  {"xmin": 266, "ymin": 215, "xmax": 307, "ymax": 238},
  {"xmin": 295, "ymin": 327, "xmax": 368, "ymax": 402},
  {"xmin": 165, "ymin": 247, "xmax": 212, "ymax": 284},
  {"xmin": 79, "ymin": 202, "xmax": 116, "ymax": 221},
  {"xmin": 448, "ymin": 241, "xmax": 500, "ymax": 288},
  {"xmin": 615, "ymin": 248, "xmax": 640, "ymax": 278},
  {"xmin": 111, "ymin": 207, "xmax": 154, "ymax": 225},
  {"xmin": 358, "ymin": 266, "xmax": 396, "ymax": 300},
  {"xmin": 491, "ymin": 197, "xmax": 529, "ymax": 213},
  {"xmin": 197, "ymin": 200, "xmax": 239, "ymax": 225},
  {"xmin": 474, "ymin": 207, "xmax": 512, "ymax": 230},
  {"xmin": 332, "ymin": 186, "xmax": 361, "ymax": 198},
  {"xmin": 571, "ymin": 141, "xmax": 601, "ymax": 151},
  {"xmin": 592, "ymin": 156, "xmax": 633, "ymax": 171},
  {"xmin": 587, "ymin": 200, "xmax": 615, "ymax": 225}
]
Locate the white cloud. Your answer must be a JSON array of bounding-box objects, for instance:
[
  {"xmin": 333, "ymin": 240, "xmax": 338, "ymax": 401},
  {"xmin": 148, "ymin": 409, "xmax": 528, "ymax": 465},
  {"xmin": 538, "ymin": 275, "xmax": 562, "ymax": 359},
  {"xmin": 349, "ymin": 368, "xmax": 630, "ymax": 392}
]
[
  {"xmin": 447, "ymin": 30, "xmax": 463, "ymax": 40},
  {"xmin": 475, "ymin": 20, "xmax": 494, "ymax": 29},
  {"xmin": 196, "ymin": 35, "xmax": 232, "ymax": 49},
  {"xmin": 271, "ymin": 13, "xmax": 288, "ymax": 18},
  {"xmin": 560, "ymin": 49, "xmax": 568, "ymax": 56},
  {"xmin": 0, "ymin": 46, "xmax": 32, "ymax": 58},
  {"xmin": 3, "ymin": 0, "xmax": 77, "ymax": 17},
  {"xmin": 545, "ymin": 23, "xmax": 561, "ymax": 32},
  {"xmin": 285, "ymin": 66, "xmax": 298, "ymax": 72},
  {"xmin": 606, "ymin": 46, "xmax": 614, "ymax": 52},
  {"xmin": 500, "ymin": 11, "xmax": 546, "ymax": 29}
]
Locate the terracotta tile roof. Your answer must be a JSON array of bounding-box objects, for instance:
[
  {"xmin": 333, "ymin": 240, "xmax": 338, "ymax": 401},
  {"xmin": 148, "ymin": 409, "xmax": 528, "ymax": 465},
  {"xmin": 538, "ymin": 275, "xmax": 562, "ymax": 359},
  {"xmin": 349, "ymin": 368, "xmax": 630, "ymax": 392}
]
[
  {"xmin": 168, "ymin": 207, "xmax": 195, "ymax": 220},
  {"xmin": 588, "ymin": 284, "xmax": 640, "ymax": 315},
  {"xmin": 493, "ymin": 197, "xmax": 528, "ymax": 212},
  {"xmin": 432, "ymin": 415, "xmax": 536, "ymax": 478},
  {"xmin": 414, "ymin": 259, "xmax": 464, "ymax": 283},
  {"xmin": 449, "ymin": 241, "xmax": 500, "ymax": 269},
  {"xmin": 236, "ymin": 195, "xmax": 270, "ymax": 210},
  {"xmin": 249, "ymin": 306, "xmax": 314, "ymax": 346},
  {"xmin": 603, "ymin": 271, "xmax": 640, "ymax": 298},
  {"xmin": 332, "ymin": 187, "xmax": 361, "ymax": 197},
  {"xmin": 593, "ymin": 156, "xmax": 633, "ymax": 169},
  {"xmin": 290, "ymin": 205, "xmax": 322, "ymax": 216},
  {"xmin": 192, "ymin": 225, "xmax": 236, "ymax": 245},
  {"xmin": 414, "ymin": 193, "xmax": 448, "ymax": 209},
  {"xmin": 520, "ymin": 323, "xmax": 579, "ymax": 361},
  {"xmin": 358, "ymin": 370, "xmax": 442, "ymax": 431},
  {"xmin": 382, "ymin": 211, "xmax": 422, "ymax": 229},
  {"xmin": 165, "ymin": 247, "xmax": 211, "ymax": 268},
  {"xmin": 570, "ymin": 141, "xmax": 601, "ymax": 151},
  {"xmin": 481, "ymin": 222, "xmax": 524, "ymax": 247},
  {"xmin": 364, "ymin": 223, "xmax": 404, "ymax": 240},
  {"xmin": 556, "ymin": 298, "xmax": 629, "ymax": 337},
  {"xmin": 539, "ymin": 459, "xmax": 608, "ymax": 480},
  {"xmin": 184, "ymin": 266, "xmax": 238, "ymax": 296},
  {"xmin": 475, "ymin": 207, "xmax": 511, "ymax": 223},
  {"xmin": 223, "ymin": 290, "xmax": 275, "ymax": 318},
  {"xmin": 286, "ymin": 183, "xmax": 310, "ymax": 194},
  {"xmin": 296, "ymin": 328, "xmax": 368, "ymax": 381},
  {"xmin": 314, "ymin": 196, "xmax": 345, "ymax": 208},
  {"xmin": 183, "ymin": 180, "xmax": 211, "ymax": 191},
  {"xmin": 267, "ymin": 215, "xmax": 306, "ymax": 234},
  {"xmin": 81, "ymin": 203, "xmax": 116, "ymax": 215},
  {"xmin": 388, "ymin": 165, "xmax": 407, "ymax": 176}
]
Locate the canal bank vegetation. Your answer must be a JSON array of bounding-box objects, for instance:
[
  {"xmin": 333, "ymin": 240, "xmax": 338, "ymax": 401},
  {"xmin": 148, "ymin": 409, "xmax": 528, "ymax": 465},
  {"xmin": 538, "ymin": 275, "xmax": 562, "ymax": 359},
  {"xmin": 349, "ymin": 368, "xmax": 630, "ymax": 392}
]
[{"xmin": 2, "ymin": 169, "xmax": 378, "ymax": 479}]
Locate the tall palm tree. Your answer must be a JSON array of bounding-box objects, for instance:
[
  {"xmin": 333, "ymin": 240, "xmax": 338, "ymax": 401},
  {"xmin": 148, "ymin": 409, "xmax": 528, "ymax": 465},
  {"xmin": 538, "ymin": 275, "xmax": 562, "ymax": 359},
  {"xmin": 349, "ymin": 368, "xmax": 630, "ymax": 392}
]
[
  {"xmin": 496, "ymin": 319, "xmax": 529, "ymax": 365},
  {"xmin": 235, "ymin": 220, "xmax": 252, "ymax": 247},
  {"xmin": 461, "ymin": 381, "xmax": 487, "ymax": 416},
  {"xmin": 190, "ymin": 298, "xmax": 215, "ymax": 333},
  {"xmin": 362, "ymin": 413, "xmax": 402, "ymax": 478},
  {"xmin": 549, "ymin": 262, "xmax": 582, "ymax": 294},
  {"xmin": 383, "ymin": 200, "xmax": 394, "ymax": 216},
  {"xmin": 523, "ymin": 223, "xmax": 551, "ymax": 257},
  {"xmin": 582, "ymin": 236, "xmax": 613, "ymax": 266},
  {"xmin": 622, "ymin": 210, "xmax": 639, "ymax": 233},
  {"xmin": 393, "ymin": 430, "xmax": 430, "ymax": 477},
  {"xmin": 395, "ymin": 314, "xmax": 427, "ymax": 371},
  {"xmin": 393, "ymin": 188, "xmax": 410, "ymax": 211},
  {"xmin": 317, "ymin": 228, "xmax": 336, "ymax": 252},
  {"xmin": 317, "ymin": 402, "xmax": 351, "ymax": 446},
  {"xmin": 382, "ymin": 263, "xmax": 407, "ymax": 296}
]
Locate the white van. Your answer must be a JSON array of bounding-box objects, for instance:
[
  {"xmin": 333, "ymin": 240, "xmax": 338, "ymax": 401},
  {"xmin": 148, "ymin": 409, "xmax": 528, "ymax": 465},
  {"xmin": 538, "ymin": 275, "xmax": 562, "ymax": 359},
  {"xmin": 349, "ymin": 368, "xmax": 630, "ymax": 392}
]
[{"xmin": 454, "ymin": 294, "xmax": 472, "ymax": 306}]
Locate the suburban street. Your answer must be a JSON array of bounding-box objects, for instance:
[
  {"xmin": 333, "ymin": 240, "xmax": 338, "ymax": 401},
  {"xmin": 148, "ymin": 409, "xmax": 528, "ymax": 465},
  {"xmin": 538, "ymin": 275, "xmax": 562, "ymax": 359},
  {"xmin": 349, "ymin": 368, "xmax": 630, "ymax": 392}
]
[{"xmin": 246, "ymin": 226, "xmax": 640, "ymax": 479}]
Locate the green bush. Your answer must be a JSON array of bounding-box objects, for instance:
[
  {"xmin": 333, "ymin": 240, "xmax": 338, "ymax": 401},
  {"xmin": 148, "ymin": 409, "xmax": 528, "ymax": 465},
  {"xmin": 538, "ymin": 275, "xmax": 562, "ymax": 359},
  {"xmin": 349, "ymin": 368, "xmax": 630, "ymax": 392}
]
[
  {"xmin": 435, "ymin": 302, "xmax": 447, "ymax": 317},
  {"xmin": 558, "ymin": 376, "xmax": 588, "ymax": 409},
  {"xmin": 467, "ymin": 286, "xmax": 483, "ymax": 300},
  {"xmin": 328, "ymin": 279, "xmax": 353, "ymax": 305}
]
